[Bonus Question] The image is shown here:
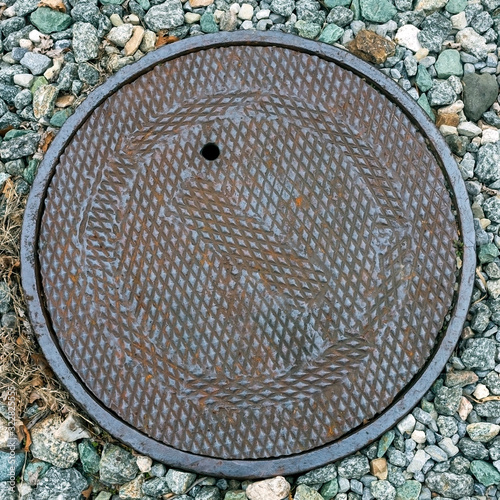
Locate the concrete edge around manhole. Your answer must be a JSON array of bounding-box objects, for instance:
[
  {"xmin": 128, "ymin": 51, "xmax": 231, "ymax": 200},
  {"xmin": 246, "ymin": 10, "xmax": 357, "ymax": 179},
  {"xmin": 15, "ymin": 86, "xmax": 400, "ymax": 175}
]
[{"xmin": 20, "ymin": 31, "xmax": 476, "ymax": 479}]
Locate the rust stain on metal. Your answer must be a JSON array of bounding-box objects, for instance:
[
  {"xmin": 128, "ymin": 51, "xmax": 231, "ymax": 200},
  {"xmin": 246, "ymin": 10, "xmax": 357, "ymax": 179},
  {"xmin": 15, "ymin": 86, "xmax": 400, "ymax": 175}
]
[{"xmin": 21, "ymin": 32, "xmax": 474, "ymax": 478}]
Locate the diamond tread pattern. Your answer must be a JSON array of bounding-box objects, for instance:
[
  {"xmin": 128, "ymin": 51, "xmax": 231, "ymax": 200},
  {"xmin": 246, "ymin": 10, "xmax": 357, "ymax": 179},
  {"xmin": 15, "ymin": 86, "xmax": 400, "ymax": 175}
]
[{"xmin": 38, "ymin": 46, "xmax": 458, "ymax": 459}]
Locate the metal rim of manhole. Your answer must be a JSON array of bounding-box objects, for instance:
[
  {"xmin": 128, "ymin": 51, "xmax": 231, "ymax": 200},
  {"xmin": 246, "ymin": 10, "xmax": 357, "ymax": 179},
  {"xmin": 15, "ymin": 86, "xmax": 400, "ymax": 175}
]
[{"xmin": 21, "ymin": 31, "xmax": 475, "ymax": 479}]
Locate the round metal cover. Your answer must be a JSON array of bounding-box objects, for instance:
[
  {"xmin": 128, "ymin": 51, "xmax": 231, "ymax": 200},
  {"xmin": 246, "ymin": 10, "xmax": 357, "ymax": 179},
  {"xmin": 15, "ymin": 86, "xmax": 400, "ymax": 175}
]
[{"xmin": 21, "ymin": 32, "xmax": 475, "ymax": 478}]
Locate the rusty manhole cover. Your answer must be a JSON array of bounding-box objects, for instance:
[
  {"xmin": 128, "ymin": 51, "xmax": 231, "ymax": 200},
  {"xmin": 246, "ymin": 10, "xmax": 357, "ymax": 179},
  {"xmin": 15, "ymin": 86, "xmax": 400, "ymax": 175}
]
[{"xmin": 22, "ymin": 32, "xmax": 474, "ymax": 478}]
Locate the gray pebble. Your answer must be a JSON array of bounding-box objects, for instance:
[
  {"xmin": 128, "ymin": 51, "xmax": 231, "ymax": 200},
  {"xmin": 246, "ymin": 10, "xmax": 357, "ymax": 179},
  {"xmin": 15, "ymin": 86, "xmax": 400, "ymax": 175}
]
[{"xmin": 20, "ymin": 51, "xmax": 51, "ymax": 75}]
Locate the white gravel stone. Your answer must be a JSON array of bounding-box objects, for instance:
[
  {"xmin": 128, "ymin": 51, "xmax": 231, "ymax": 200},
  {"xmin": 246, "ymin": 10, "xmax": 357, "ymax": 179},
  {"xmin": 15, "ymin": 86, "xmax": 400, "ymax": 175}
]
[
  {"xmin": 458, "ymin": 396, "xmax": 473, "ymax": 421},
  {"xmin": 451, "ymin": 12, "xmax": 467, "ymax": 30},
  {"xmin": 107, "ymin": 24, "xmax": 134, "ymax": 47},
  {"xmin": 136, "ymin": 455, "xmax": 153, "ymax": 473},
  {"xmin": 440, "ymin": 100, "xmax": 464, "ymax": 114},
  {"xmin": 184, "ymin": 12, "xmax": 201, "ymax": 23},
  {"xmin": 241, "ymin": 20, "xmax": 254, "ymax": 29},
  {"xmin": 473, "ymin": 383, "xmax": 490, "ymax": 399},
  {"xmin": 230, "ymin": 2, "xmax": 240, "ymax": 13},
  {"xmin": 238, "ymin": 3, "xmax": 254, "ymax": 19},
  {"xmin": 256, "ymin": 8, "xmax": 270, "ymax": 19},
  {"xmin": 395, "ymin": 24, "xmax": 422, "ymax": 52},
  {"xmin": 439, "ymin": 125, "xmax": 458, "ymax": 136},
  {"xmin": 457, "ymin": 27, "xmax": 488, "ymax": 60},
  {"xmin": 19, "ymin": 38, "xmax": 33, "ymax": 49},
  {"xmin": 438, "ymin": 437, "xmax": 459, "ymax": 457},
  {"xmin": 407, "ymin": 449, "xmax": 430, "ymax": 473},
  {"xmin": 3, "ymin": 5, "xmax": 15, "ymax": 17},
  {"xmin": 480, "ymin": 218, "xmax": 492, "ymax": 229},
  {"xmin": 110, "ymin": 13, "xmax": 123, "ymax": 26},
  {"xmin": 246, "ymin": 476, "xmax": 291, "ymax": 500},
  {"xmin": 54, "ymin": 414, "xmax": 91, "ymax": 442},
  {"xmin": 125, "ymin": 14, "xmax": 141, "ymax": 24},
  {"xmin": 28, "ymin": 29, "xmax": 42, "ymax": 43},
  {"xmin": 13, "ymin": 73, "xmax": 34, "ymax": 88},
  {"xmin": 458, "ymin": 121, "xmax": 482, "ymax": 137},
  {"xmin": 482, "ymin": 128, "xmax": 500, "ymax": 144},
  {"xmin": 397, "ymin": 414, "xmax": 416, "ymax": 435},
  {"xmin": 411, "ymin": 430, "xmax": 427, "ymax": 444},
  {"xmin": 414, "ymin": 49, "xmax": 428, "ymax": 63}
]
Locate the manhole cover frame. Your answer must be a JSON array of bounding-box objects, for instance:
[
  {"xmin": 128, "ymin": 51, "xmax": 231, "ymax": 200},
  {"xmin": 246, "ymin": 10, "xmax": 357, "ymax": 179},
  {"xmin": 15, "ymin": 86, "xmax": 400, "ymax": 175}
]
[{"xmin": 21, "ymin": 31, "xmax": 475, "ymax": 479}]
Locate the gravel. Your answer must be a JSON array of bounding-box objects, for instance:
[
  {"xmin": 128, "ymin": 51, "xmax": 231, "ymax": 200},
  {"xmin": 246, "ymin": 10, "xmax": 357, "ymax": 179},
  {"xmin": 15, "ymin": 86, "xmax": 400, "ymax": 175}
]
[
  {"xmin": 32, "ymin": 466, "xmax": 88, "ymax": 500},
  {"xmin": 0, "ymin": 0, "xmax": 499, "ymax": 498}
]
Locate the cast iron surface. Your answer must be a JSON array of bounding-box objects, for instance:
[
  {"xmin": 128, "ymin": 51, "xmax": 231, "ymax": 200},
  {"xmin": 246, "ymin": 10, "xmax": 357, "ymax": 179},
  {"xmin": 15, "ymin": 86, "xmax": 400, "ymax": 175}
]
[{"xmin": 21, "ymin": 32, "xmax": 475, "ymax": 478}]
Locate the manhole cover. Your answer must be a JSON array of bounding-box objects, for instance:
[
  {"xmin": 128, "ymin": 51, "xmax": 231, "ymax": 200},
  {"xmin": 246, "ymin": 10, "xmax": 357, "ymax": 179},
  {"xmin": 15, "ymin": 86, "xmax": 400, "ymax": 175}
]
[{"xmin": 22, "ymin": 32, "xmax": 475, "ymax": 478}]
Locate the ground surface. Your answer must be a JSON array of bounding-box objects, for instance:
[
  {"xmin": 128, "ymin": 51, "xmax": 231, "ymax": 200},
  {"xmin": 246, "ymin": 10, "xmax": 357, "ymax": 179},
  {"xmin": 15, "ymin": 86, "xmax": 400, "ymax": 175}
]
[{"xmin": 1, "ymin": 0, "xmax": 500, "ymax": 498}]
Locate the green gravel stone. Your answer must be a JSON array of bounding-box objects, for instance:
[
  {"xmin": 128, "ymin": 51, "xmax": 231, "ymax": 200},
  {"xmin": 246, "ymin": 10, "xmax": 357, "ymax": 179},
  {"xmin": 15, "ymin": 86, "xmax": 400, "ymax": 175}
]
[
  {"xmin": 324, "ymin": 0, "xmax": 350, "ymax": 7},
  {"xmin": 4, "ymin": 129, "xmax": 30, "ymax": 140},
  {"xmin": 295, "ymin": 20, "xmax": 322, "ymax": 39},
  {"xmin": 31, "ymin": 76, "xmax": 48, "ymax": 95},
  {"xmin": 95, "ymin": 493, "xmax": 112, "ymax": 500},
  {"xmin": 23, "ymin": 158, "xmax": 39, "ymax": 185},
  {"xmin": 49, "ymin": 108, "xmax": 73, "ymax": 128},
  {"xmin": 78, "ymin": 439, "xmax": 101, "ymax": 476},
  {"xmin": 351, "ymin": 0, "xmax": 360, "ymax": 20},
  {"xmin": 446, "ymin": 0, "xmax": 467, "ymax": 14},
  {"xmin": 479, "ymin": 243, "xmax": 499, "ymax": 264},
  {"xmin": 320, "ymin": 479, "xmax": 339, "ymax": 500},
  {"xmin": 417, "ymin": 93, "xmax": 435, "ymax": 121},
  {"xmin": 318, "ymin": 23, "xmax": 344, "ymax": 44},
  {"xmin": 435, "ymin": 49, "xmax": 463, "ymax": 79},
  {"xmin": 0, "ymin": 451, "xmax": 24, "ymax": 481},
  {"xmin": 200, "ymin": 13, "xmax": 219, "ymax": 33},
  {"xmin": 223, "ymin": 492, "xmax": 246, "ymax": 500},
  {"xmin": 377, "ymin": 430, "xmax": 395, "ymax": 458},
  {"xmin": 99, "ymin": 444, "xmax": 138, "ymax": 485},
  {"xmin": 136, "ymin": 0, "xmax": 150, "ymax": 9},
  {"xmin": 23, "ymin": 460, "xmax": 51, "ymax": 484},
  {"xmin": 446, "ymin": 134, "xmax": 469, "ymax": 157},
  {"xmin": 295, "ymin": 484, "xmax": 324, "ymax": 500},
  {"xmin": 416, "ymin": 65, "xmax": 433, "ymax": 93},
  {"xmin": 470, "ymin": 460, "xmax": 500, "ymax": 486},
  {"xmin": 463, "ymin": 72, "xmax": 499, "ymax": 122},
  {"xmin": 99, "ymin": 0, "xmax": 124, "ymax": 5},
  {"xmin": 360, "ymin": 0, "xmax": 396, "ymax": 23},
  {"xmin": 421, "ymin": 400, "xmax": 437, "ymax": 420},
  {"xmin": 30, "ymin": 7, "xmax": 72, "ymax": 35},
  {"xmin": 431, "ymin": 378, "xmax": 444, "ymax": 394},
  {"xmin": 396, "ymin": 480, "xmax": 421, "ymax": 500}
]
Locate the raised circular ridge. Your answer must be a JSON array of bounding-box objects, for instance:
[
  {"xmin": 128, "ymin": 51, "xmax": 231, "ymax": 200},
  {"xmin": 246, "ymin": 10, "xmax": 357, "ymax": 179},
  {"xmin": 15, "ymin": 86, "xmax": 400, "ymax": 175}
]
[{"xmin": 21, "ymin": 31, "xmax": 475, "ymax": 478}]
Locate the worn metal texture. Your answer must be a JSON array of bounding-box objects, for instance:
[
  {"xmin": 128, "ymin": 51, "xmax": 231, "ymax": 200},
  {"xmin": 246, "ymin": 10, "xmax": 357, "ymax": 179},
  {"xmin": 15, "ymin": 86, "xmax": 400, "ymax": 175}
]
[{"xmin": 21, "ymin": 32, "xmax": 475, "ymax": 478}]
